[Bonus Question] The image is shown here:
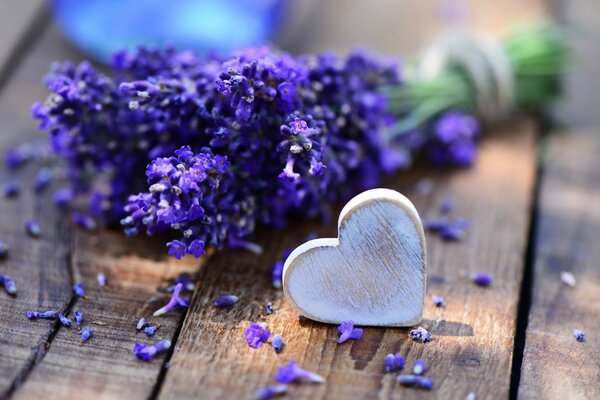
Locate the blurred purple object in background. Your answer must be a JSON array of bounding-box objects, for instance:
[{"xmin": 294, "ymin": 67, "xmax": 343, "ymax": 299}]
[{"xmin": 50, "ymin": 0, "xmax": 288, "ymax": 62}]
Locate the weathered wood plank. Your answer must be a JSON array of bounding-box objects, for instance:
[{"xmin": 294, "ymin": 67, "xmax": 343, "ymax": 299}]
[
  {"xmin": 158, "ymin": 119, "xmax": 536, "ymax": 399},
  {"xmin": 518, "ymin": 133, "xmax": 600, "ymax": 400}
]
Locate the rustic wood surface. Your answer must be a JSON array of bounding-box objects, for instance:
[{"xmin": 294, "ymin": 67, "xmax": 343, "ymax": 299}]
[
  {"xmin": 158, "ymin": 121, "xmax": 536, "ymax": 400},
  {"xmin": 518, "ymin": 133, "xmax": 600, "ymax": 399}
]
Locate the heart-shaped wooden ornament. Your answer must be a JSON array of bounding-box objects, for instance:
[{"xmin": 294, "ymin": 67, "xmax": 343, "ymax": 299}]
[{"xmin": 283, "ymin": 188, "xmax": 427, "ymax": 326}]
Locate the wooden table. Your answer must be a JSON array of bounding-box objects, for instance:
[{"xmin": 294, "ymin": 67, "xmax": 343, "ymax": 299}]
[{"xmin": 0, "ymin": 2, "xmax": 598, "ymax": 400}]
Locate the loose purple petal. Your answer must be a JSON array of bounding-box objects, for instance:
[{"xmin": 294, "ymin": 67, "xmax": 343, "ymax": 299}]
[
  {"xmin": 275, "ymin": 361, "xmax": 325, "ymax": 384},
  {"xmin": 272, "ymin": 334, "xmax": 284, "ymax": 354},
  {"xmin": 560, "ymin": 271, "xmax": 576, "ymax": 287},
  {"xmin": 412, "ymin": 359, "xmax": 426, "ymax": 375},
  {"xmin": 394, "ymin": 353, "xmax": 406, "ymax": 370},
  {"xmin": 384, "ymin": 354, "xmax": 396, "ymax": 372},
  {"xmin": 214, "ymin": 294, "xmax": 238, "ymax": 307},
  {"xmin": 1, "ymin": 275, "xmax": 17, "ymax": 295},
  {"xmin": 337, "ymin": 321, "xmax": 363, "ymax": 344},
  {"xmin": 0, "ymin": 240, "xmax": 8, "ymax": 258},
  {"xmin": 133, "ymin": 339, "xmax": 171, "ymax": 361},
  {"xmin": 473, "ymin": 273, "xmax": 493, "ymax": 287},
  {"xmin": 153, "ymin": 283, "xmax": 188, "ymax": 316},
  {"xmin": 25, "ymin": 219, "xmax": 41, "ymax": 238},
  {"xmin": 244, "ymin": 322, "xmax": 271, "ymax": 349},
  {"xmin": 33, "ymin": 167, "xmax": 53, "ymax": 193},
  {"xmin": 431, "ymin": 295, "xmax": 444, "ymax": 307},
  {"xmin": 573, "ymin": 329, "xmax": 586, "ymax": 343},
  {"xmin": 136, "ymin": 317, "xmax": 149, "ymax": 331},
  {"xmin": 144, "ymin": 325, "xmax": 158, "ymax": 336},
  {"xmin": 265, "ymin": 302, "xmax": 274, "ymax": 315},
  {"xmin": 73, "ymin": 283, "xmax": 86, "ymax": 298},
  {"xmin": 27, "ymin": 309, "xmax": 58, "ymax": 319},
  {"xmin": 74, "ymin": 310, "xmax": 83, "ymax": 325},
  {"xmin": 409, "ymin": 327, "xmax": 432, "ymax": 343},
  {"xmin": 58, "ymin": 314, "xmax": 72, "ymax": 327},
  {"xmin": 397, "ymin": 374, "xmax": 434, "ymax": 390},
  {"xmin": 71, "ymin": 212, "xmax": 97, "ymax": 232},
  {"xmin": 255, "ymin": 384, "xmax": 288, "ymax": 400},
  {"xmin": 81, "ymin": 326, "xmax": 93, "ymax": 342},
  {"xmin": 97, "ymin": 272, "xmax": 107, "ymax": 287},
  {"xmin": 4, "ymin": 180, "xmax": 21, "ymax": 198}
]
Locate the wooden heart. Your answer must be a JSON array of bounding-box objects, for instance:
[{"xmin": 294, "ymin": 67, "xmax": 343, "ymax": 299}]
[{"xmin": 283, "ymin": 188, "xmax": 426, "ymax": 326}]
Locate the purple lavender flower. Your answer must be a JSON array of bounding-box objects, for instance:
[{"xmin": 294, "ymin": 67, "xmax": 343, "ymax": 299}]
[
  {"xmin": 255, "ymin": 384, "xmax": 288, "ymax": 400},
  {"xmin": 153, "ymin": 283, "xmax": 189, "ymax": 316},
  {"xmin": 27, "ymin": 310, "xmax": 58, "ymax": 319},
  {"xmin": 573, "ymin": 329, "xmax": 585, "ymax": 343},
  {"xmin": 427, "ymin": 111, "xmax": 479, "ymax": 167},
  {"xmin": 412, "ymin": 359, "xmax": 426, "ymax": 375},
  {"xmin": 0, "ymin": 240, "xmax": 8, "ymax": 258},
  {"xmin": 244, "ymin": 322, "xmax": 271, "ymax": 349},
  {"xmin": 33, "ymin": 167, "xmax": 53, "ymax": 193},
  {"xmin": 275, "ymin": 361, "xmax": 325, "ymax": 384},
  {"xmin": 74, "ymin": 310, "xmax": 83, "ymax": 325},
  {"xmin": 432, "ymin": 295, "xmax": 445, "ymax": 307},
  {"xmin": 473, "ymin": 272, "xmax": 493, "ymax": 287},
  {"xmin": 409, "ymin": 327, "xmax": 432, "ymax": 343},
  {"xmin": 133, "ymin": 339, "xmax": 171, "ymax": 361},
  {"xmin": 384, "ymin": 354, "xmax": 396, "ymax": 372},
  {"xmin": 271, "ymin": 261, "xmax": 284, "ymax": 290},
  {"xmin": 58, "ymin": 314, "xmax": 72, "ymax": 327},
  {"xmin": 265, "ymin": 302, "xmax": 274, "ymax": 315},
  {"xmin": 337, "ymin": 321, "xmax": 363, "ymax": 344},
  {"xmin": 214, "ymin": 294, "xmax": 238, "ymax": 307},
  {"xmin": 397, "ymin": 374, "xmax": 434, "ymax": 390},
  {"xmin": 144, "ymin": 325, "xmax": 158, "ymax": 336},
  {"xmin": 81, "ymin": 327, "xmax": 93, "ymax": 342},
  {"xmin": 71, "ymin": 212, "xmax": 97, "ymax": 232},
  {"xmin": 25, "ymin": 219, "xmax": 41, "ymax": 238},
  {"xmin": 0, "ymin": 274, "xmax": 17, "ymax": 295},
  {"xmin": 97, "ymin": 272, "xmax": 107, "ymax": 287},
  {"xmin": 272, "ymin": 334, "xmax": 284, "ymax": 354},
  {"xmin": 73, "ymin": 283, "xmax": 86, "ymax": 298},
  {"xmin": 4, "ymin": 180, "xmax": 21, "ymax": 198},
  {"xmin": 136, "ymin": 317, "xmax": 148, "ymax": 331}
]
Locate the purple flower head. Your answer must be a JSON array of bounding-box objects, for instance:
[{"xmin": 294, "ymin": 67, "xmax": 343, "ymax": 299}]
[
  {"xmin": 27, "ymin": 309, "xmax": 58, "ymax": 320},
  {"xmin": 397, "ymin": 375, "xmax": 434, "ymax": 390},
  {"xmin": 144, "ymin": 325, "xmax": 158, "ymax": 336},
  {"xmin": 265, "ymin": 302, "xmax": 274, "ymax": 315},
  {"xmin": 255, "ymin": 384, "xmax": 288, "ymax": 400},
  {"xmin": 25, "ymin": 219, "xmax": 41, "ymax": 238},
  {"xmin": 136, "ymin": 317, "xmax": 149, "ymax": 331},
  {"xmin": 73, "ymin": 283, "xmax": 86, "ymax": 298},
  {"xmin": 81, "ymin": 326, "xmax": 94, "ymax": 343},
  {"xmin": 59, "ymin": 314, "xmax": 72, "ymax": 327},
  {"xmin": 432, "ymin": 295, "xmax": 445, "ymax": 307},
  {"xmin": 4, "ymin": 180, "xmax": 21, "ymax": 198},
  {"xmin": 1, "ymin": 274, "xmax": 17, "ymax": 295},
  {"xmin": 74, "ymin": 310, "xmax": 83, "ymax": 325},
  {"xmin": 214, "ymin": 294, "xmax": 238, "ymax": 307},
  {"xmin": 337, "ymin": 321, "xmax": 363, "ymax": 344},
  {"xmin": 153, "ymin": 283, "xmax": 189, "ymax": 316},
  {"xmin": 133, "ymin": 339, "xmax": 171, "ymax": 361},
  {"xmin": 272, "ymin": 334, "xmax": 284, "ymax": 354},
  {"xmin": 275, "ymin": 361, "xmax": 325, "ymax": 384},
  {"xmin": 34, "ymin": 167, "xmax": 53, "ymax": 193},
  {"xmin": 0, "ymin": 240, "xmax": 8, "ymax": 258},
  {"xmin": 409, "ymin": 327, "xmax": 432, "ymax": 343},
  {"xmin": 412, "ymin": 359, "xmax": 426, "ymax": 375},
  {"xmin": 97, "ymin": 272, "xmax": 107, "ymax": 287},
  {"xmin": 573, "ymin": 329, "xmax": 585, "ymax": 343},
  {"xmin": 473, "ymin": 272, "xmax": 493, "ymax": 287},
  {"xmin": 244, "ymin": 322, "xmax": 271, "ymax": 349},
  {"xmin": 71, "ymin": 212, "xmax": 97, "ymax": 232}
]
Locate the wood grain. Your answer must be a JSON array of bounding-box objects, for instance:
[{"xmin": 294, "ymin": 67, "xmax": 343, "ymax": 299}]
[
  {"xmin": 518, "ymin": 133, "xmax": 600, "ymax": 400},
  {"xmin": 158, "ymin": 119, "xmax": 537, "ymax": 400}
]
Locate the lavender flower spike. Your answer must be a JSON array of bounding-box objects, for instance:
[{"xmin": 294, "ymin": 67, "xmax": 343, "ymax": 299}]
[
  {"xmin": 27, "ymin": 310, "xmax": 58, "ymax": 319},
  {"xmin": 73, "ymin": 283, "xmax": 86, "ymax": 298},
  {"xmin": 81, "ymin": 327, "xmax": 93, "ymax": 342},
  {"xmin": 214, "ymin": 294, "xmax": 238, "ymax": 307},
  {"xmin": 58, "ymin": 314, "xmax": 72, "ymax": 327},
  {"xmin": 412, "ymin": 359, "xmax": 426, "ymax": 375},
  {"xmin": 573, "ymin": 329, "xmax": 586, "ymax": 343},
  {"xmin": 397, "ymin": 374, "xmax": 434, "ymax": 390},
  {"xmin": 244, "ymin": 322, "xmax": 271, "ymax": 349},
  {"xmin": 153, "ymin": 283, "xmax": 189, "ymax": 316},
  {"xmin": 409, "ymin": 327, "xmax": 432, "ymax": 343},
  {"xmin": 133, "ymin": 339, "xmax": 172, "ymax": 361},
  {"xmin": 275, "ymin": 361, "xmax": 325, "ymax": 384},
  {"xmin": 473, "ymin": 272, "xmax": 493, "ymax": 287},
  {"xmin": 337, "ymin": 321, "xmax": 363, "ymax": 344},
  {"xmin": 255, "ymin": 384, "xmax": 288, "ymax": 400},
  {"xmin": 272, "ymin": 334, "xmax": 284, "ymax": 354},
  {"xmin": 1, "ymin": 275, "xmax": 17, "ymax": 295}
]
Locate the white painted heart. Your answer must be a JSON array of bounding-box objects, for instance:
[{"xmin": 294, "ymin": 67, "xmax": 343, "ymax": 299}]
[{"xmin": 283, "ymin": 188, "xmax": 427, "ymax": 327}]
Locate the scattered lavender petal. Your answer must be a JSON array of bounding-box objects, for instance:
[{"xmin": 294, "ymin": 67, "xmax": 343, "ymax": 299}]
[
  {"xmin": 136, "ymin": 318, "xmax": 148, "ymax": 331},
  {"xmin": 73, "ymin": 283, "xmax": 86, "ymax": 298},
  {"xmin": 431, "ymin": 294, "xmax": 444, "ymax": 307},
  {"xmin": 573, "ymin": 329, "xmax": 586, "ymax": 343},
  {"xmin": 71, "ymin": 212, "xmax": 97, "ymax": 231},
  {"xmin": 58, "ymin": 314, "xmax": 72, "ymax": 327},
  {"xmin": 412, "ymin": 359, "xmax": 426, "ymax": 375},
  {"xmin": 265, "ymin": 302, "xmax": 274, "ymax": 315},
  {"xmin": 144, "ymin": 325, "xmax": 158, "ymax": 336},
  {"xmin": 255, "ymin": 384, "xmax": 288, "ymax": 400},
  {"xmin": 409, "ymin": 327, "xmax": 432, "ymax": 343},
  {"xmin": 1, "ymin": 275, "xmax": 17, "ymax": 295},
  {"xmin": 25, "ymin": 219, "xmax": 41, "ymax": 238},
  {"xmin": 33, "ymin": 167, "xmax": 53, "ymax": 193},
  {"xmin": 384, "ymin": 354, "xmax": 396, "ymax": 372},
  {"xmin": 397, "ymin": 374, "xmax": 434, "ymax": 390},
  {"xmin": 271, "ymin": 261, "xmax": 284, "ymax": 289},
  {"xmin": 153, "ymin": 283, "xmax": 189, "ymax": 316},
  {"xmin": 560, "ymin": 271, "xmax": 576, "ymax": 287},
  {"xmin": 272, "ymin": 334, "xmax": 284, "ymax": 354},
  {"xmin": 0, "ymin": 240, "xmax": 8, "ymax": 258},
  {"xmin": 81, "ymin": 327, "xmax": 93, "ymax": 342},
  {"xmin": 337, "ymin": 321, "xmax": 363, "ymax": 344},
  {"xmin": 133, "ymin": 339, "xmax": 171, "ymax": 361},
  {"xmin": 53, "ymin": 188, "xmax": 73, "ymax": 208},
  {"xmin": 27, "ymin": 309, "xmax": 58, "ymax": 319},
  {"xmin": 394, "ymin": 353, "xmax": 406, "ymax": 370},
  {"xmin": 275, "ymin": 361, "xmax": 325, "ymax": 384},
  {"xmin": 473, "ymin": 273, "xmax": 493, "ymax": 287},
  {"xmin": 214, "ymin": 294, "xmax": 238, "ymax": 307},
  {"xmin": 74, "ymin": 310, "xmax": 83, "ymax": 325},
  {"xmin": 97, "ymin": 272, "xmax": 107, "ymax": 287},
  {"xmin": 3, "ymin": 180, "xmax": 21, "ymax": 198},
  {"xmin": 244, "ymin": 322, "xmax": 271, "ymax": 349}
]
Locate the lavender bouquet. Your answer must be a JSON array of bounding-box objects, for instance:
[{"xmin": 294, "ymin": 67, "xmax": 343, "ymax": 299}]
[{"xmin": 29, "ymin": 24, "xmax": 566, "ymax": 259}]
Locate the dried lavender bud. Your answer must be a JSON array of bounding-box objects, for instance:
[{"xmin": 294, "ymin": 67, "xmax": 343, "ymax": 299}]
[
  {"xmin": 473, "ymin": 273, "xmax": 493, "ymax": 287},
  {"xmin": 58, "ymin": 314, "xmax": 72, "ymax": 327},
  {"xmin": 432, "ymin": 295, "xmax": 445, "ymax": 307},
  {"xmin": 255, "ymin": 384, "xmax": 288, "ymax": 400},
  {"xmin": 27, "ymin": 309, "xmax": 58, "ymax": 319},
  {"xmin": 144, "ymin": 325, "xmax": 158, "ymax": 336},
  {"xmin": 214, "ymin": 294, "xmax": 238, "ymax": 307},
  {"xmin": 397, "ymin": 374, "xmax": 434, "ymax": 390},
  {"xmin": 81, "ymin": 326, "xmax": 93, "ymax": 342},
  {"xmin": 133, "ymin": 339, "xmax": 171, "ymax": 361},
  {"xmin": 272, "ymin": 334, "xmax": 284, "ymax": 354},
  {"xmin": 275, "ymin": 361, "xmax": 324, "ymax": 384},
  {"xmin": 412, "ymin": 359, "xmax": 426, "ymax": 375},
  {"xmin": 53, "ymin": 188, "xmax": 73, "ymax": 208},
  {"xmin": 4, "ymin": 180, "xmax": 21, "ymax": 198},
  {"xmin": 573, "ymin": 329, "xmax": 585, "ymax": 343},
  {"xmin": 71, "ymin": 212, "xmax": 97, "ymax": 232},
  {"xmin": 0, "ymin": 274, "xmax": 16, "ymax": 295},
  {"xmin": 409, "ymin": 327, "xmax": 431, "ymax": 343},
  {"xmin": 33, "ymin": 167, "xmax": 53, "ymax": 193},
  {"xmin": 384, "ymin": 354, "xmax": 396, "ymax": 372},
  {"xmin": 97, "ymin": 272, "xmax": 106, "ymax": 287},
  {"xmin": 136, "ymin": 317, "xmax": 148, "ymax": 331},
  {"xmin": 72, "ymin": 283, "xmax": 86, "ymax": 298},
  {"xmin": 337, "ymin": 321, "xmax": 363, "ymax": 344},
  {"xmin": 153, "ymin": 283, "xmax": 189, "ymax": 316},
  {"xmin": 74, "ymin": 310, "xmax": 83, "ymax": 325},
  {"xmin": 394, "ymin": 353, "xmax": 406, "ymax": 370},
  {"xmin": 25, "ymin": 219, "xmax": 41, "ymax": 238}
]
